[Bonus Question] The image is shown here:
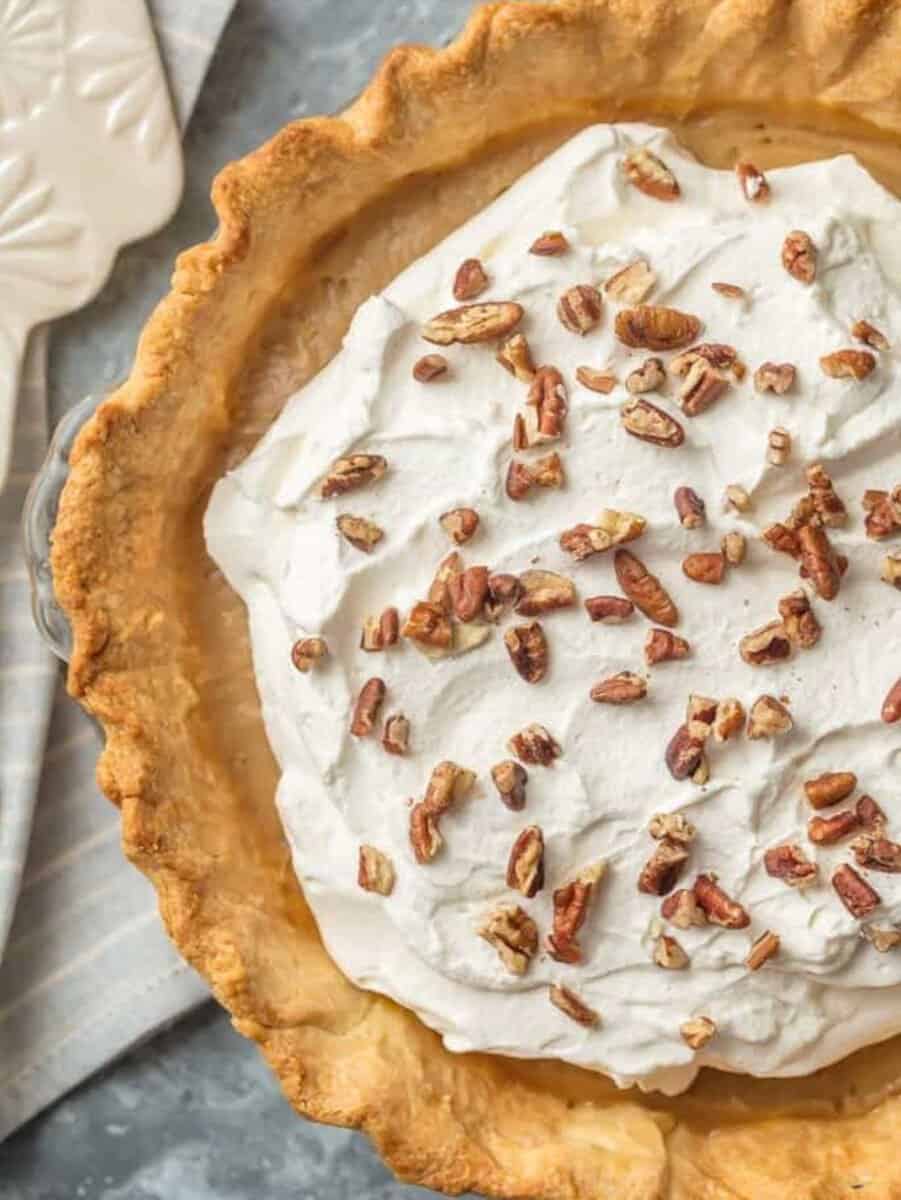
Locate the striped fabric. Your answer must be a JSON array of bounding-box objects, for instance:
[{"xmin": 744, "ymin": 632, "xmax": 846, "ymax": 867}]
[{"xmin": 0, "ymin": 0, "xmax": 234, "ymax": 1142}]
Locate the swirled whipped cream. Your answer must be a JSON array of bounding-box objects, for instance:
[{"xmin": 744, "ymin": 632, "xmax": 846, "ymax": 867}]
[{"xmin": 206, "ymin": 124, "xmax": 901, "ymax": 1094}]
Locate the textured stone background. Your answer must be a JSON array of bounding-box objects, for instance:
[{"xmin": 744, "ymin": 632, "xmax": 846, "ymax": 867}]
[{"xmin": 2, "ymin": 1, "xmax": 481, "ymax": 1196}]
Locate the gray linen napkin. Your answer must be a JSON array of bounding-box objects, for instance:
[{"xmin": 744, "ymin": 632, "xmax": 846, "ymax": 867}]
[{"xmin": 0, "ymin": 0, "xmax": 235, "ymax": 1141}]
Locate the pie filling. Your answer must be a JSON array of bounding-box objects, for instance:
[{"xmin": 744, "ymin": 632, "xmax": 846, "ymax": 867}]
[{"xmin": 206, "ymin": 124, "xmax": 901, "ymax": 1094}]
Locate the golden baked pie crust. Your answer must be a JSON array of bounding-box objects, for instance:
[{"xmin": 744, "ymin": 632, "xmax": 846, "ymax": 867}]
[{"xmin": 52, "ymin": 2, "xmax": 901, "ymax": 1195}]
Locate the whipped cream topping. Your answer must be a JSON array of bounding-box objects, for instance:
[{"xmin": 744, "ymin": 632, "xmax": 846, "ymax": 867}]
[{"xmin": 206, "ymin": 124, "xmax": 901, "ymax": 1094}]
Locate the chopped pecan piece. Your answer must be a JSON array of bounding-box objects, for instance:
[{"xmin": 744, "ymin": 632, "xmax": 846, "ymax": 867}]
[
  {"xmin": 857, "ymin": 794, "xmax": 887, "ymax": 833},
  {"xmin": 762, "ymin": 523, "xmax": 801, "ymax": 559},
  {"xmin": 496, "ymin": 332, "xmax": 536, "ymax": 382},
  {"xmin": 782, "ymin": 230, "xmax": 817, "ymax": 284},
  {"xmin": 638, "ymin": 840, "xmax": 690, "ymax": 895},
  {"xmin": 409, "ymin": 803, "xmax": 442, "ymax": 863},
  {"xmin": 549, "ymin": 985, "xmax": 600, "ymax": 1027},
  {"xmin": 820, "ymin": 349, "xmax": 876, "ymax": 380},
  {"xmin": 585, "ymin": 594, "xmax": 635, "ymax": 623},
  {"xmin": 504, "ymin": 621, "xmax": 548, "ymax": 684},
  {"xmin": 506, "ymin": 459, "xmax": 534, "ymax": 501},
  {"xmin": 645, "ymin": 628, "xmax": 690, "ymax": 666},
  {"xmin": 621, "ymin": 398, "xmax": 685, "ymax": 448},
  {"xmin": 852, "ymin": 835, "xmax": 901, "ymax": 873},
  {"xmin": 736, "ymin": 160, "xmax": 771, "ymax": 203},
  {"xmin": 806, "ymin": 463, "xmax": 847, "ymax": 526},
  {"xmin": 547, "ymin": 863, "xmax": 605, "ymax": 963},
  {"xmin": 559, "ymin": 510, "xmax": 646, "ymax": 560},
  {"xmin": 448, "ymin": 565, "xmax": 489, "ymax": 623},
  {"xmin": 320, "ymin": 453, "xmax": 387, "ymax": 499},
  {"xmin": 881, "ymin": 554, "xmax": 901, "ymax": 589},
  {"xmin": 557, "ymin": 285, "xmax": 603, "ymax": 335},
  {"xmin": 746, "ymin": 930, "xmax": 780, "ymax": 971},
  {"xmin": 724, "ymin": 483, "xmax": 751, "ymax": 513},
  {"xmin": 681, "ymin": 1016, "xmax": 717, "ymax": 1050},
  {"xmin": 491, "ymin": 760, "xmax": 528, "ymax": 811},
  {"xmin": 358, "ymin": 846, "xmax": 396, "ymax": 896},
  {"xmin": 530, "ymin": 451, "xmax": 565, "ymax": 489},
  {"xmin": 422, "ymin": 301, "xmax": 524, "ymax": 345},
  {"xmin": 678, "ymin": 360, "xmax": 728, "ymax": 417},
  {"xmin": 424, "ymin": 761, "xmax": 475, "ymax": 817},
  {"xmin": 653, "ymin": 934, "xmax": 689, "ymax": 969},
  {"xmin": 670, "ymin": 343, "xmax": 738, "ymax": 376},
  {"xmin": 413, "ymin": 353, "xmax": 448, "ymax": 382},
  {"xmin": 649, "ymin": 812, "xmax": 696, "ymax": 845},
  {"xmin": 767, "ymin": 426, "xmax": 792, "ymax": 467},
  {"xmin": 682, "ymin": 552, "xmax": 726, "ymax": 585},
  {"xmin": 661, "ymin": 888, "xmax": 707, "ymax": 928},
  {"xmin": 515, "ymin": 569, "xmax": 576, "ymax": 616},
  {"xmin": 626, "ymin": 357, "xmax": 666, "ymax": 394},
  {"xmin": 525, "ymin": 366, "xmax": 568, "ymax": 444},
  {"xmin": 479, "ymin": 905, "xmax": 539, "ymax": 974},
  {"xmin": 665, "ymin": 725, "xmax": 706, "ymax": 782},
  {"xmin": 440, "ymin": 507, "xmax": 479, "ymax": 545},
  {"xmin": 530, "ymin": 230, "xmax": 569, "ymax": 256},
  {"xmin": 381, "ymin": 713, "xmax": 410, "ymax": 756},
  {"xmin": 361, "ymin": 607, "xmax": 400, "ymax": 652},
  {"xmin": 863, "ymin": 489, "xmax": 898, "ymax": 540},
  {"xmin": 453, "ymin": 257, "xmax": 489, "ymax": 300},
  {"xmin": 622, "ymin": 148, "xmax": 680, "ymax": 201},
  {"xmin": 721, "ymin": 532, "xmax": 747, "ymax": 566},
  {"xmin": 674, "ymin": 486, "xmax": 706, "ymax": 529},
  {"xmin": 881, "ymin": 678, "xmax": 901, "ymax": 723},
  {"xmin": 509, "ymin": 723, "xmax": 561, "ymax": 766},
  {"xmin": 809, "ymin": 810, "xmax": 860, "ymax": 845},
  {"xmin": 747, "ymin": 695, "xmax": 793, "ymax": 739},
  {"xmin": 337, "ymin": 514, "xmax": 384, "ymax": 553},
  {"xmin": 804, "ymin": 770, "xmax": 856, "ymax": 810},
  {"xmin": 506, "ymin": 826, "xmax": 545, "ymax": 897},
  {"xmin": 832, "ymin": 864, "xmax": 880, "ymax": 919},
  {"xmin": 590, "ymin": 671, "xmax": 648, "ymax": 705},
  {"xmin": 713, "ymin": 698, "xmax": 745, "ymax": 742},
  {"xmin": 604, "ymin": 258, "xmax": 657, "ymax": 304},
  {"xmin": 428, "ymin": 551, "xmax": 463, "ymax": 612},
  {"xmin": 686, "ymin": 693, "xmax": 717, "ymax": 733},
  {"xmin": 402, "ymin": 601, "xmax": 453, "ymax": 649},
  {"xmin": 485, "ymin": 573, "xmax": 523, "ymax": 618},
  {"xmin": 852, "ymin": 319, "xmax": 890, "ymax": 351},
  {"xmin": 798, "ymin": 523, "xmax": 841, "ymax": 601},
  {"xmin": 350, "ymin": 677, "xmax": 386, "ymax": 737},
  {"xmin": 615, "ymin": 549, "xmax": 679, "ymax": 626},
  {"xmin": 764, "ymin": 843, "xmax": 818, "ymax": 888},
  {"xmin": 739, "ymin": 620, "xmax": 792, "ymax": 666},
  {"xmin": 863, "ymin": 925, "xmax": 901, "ymax": 952},
  {"xmin": 711, "ymin": 282, "xmax": 746, "ymax": 300},
  {"xmin": 694, "ymin": 874, "xmax": 750, "ymax": 928},
  {"xmin": 754, "ymin": 361, "xmax": 796, "ymax": 394},
  {"xmin": 291, "ymin": 636, "xmax": 328, "ymax": 672},
  {"xmin": 779, "ymin": 589, "xmax": 821, "ymax": 649},
  {"xmin": 615, "ymin": 305, "xmax": 702, "ymax": 351},
  {"xmin": 575, "ymin": 365, "xmax": 617, "ymax": 393}
]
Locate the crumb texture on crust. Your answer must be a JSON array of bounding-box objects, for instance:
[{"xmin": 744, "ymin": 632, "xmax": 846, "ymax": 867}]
[{"xmin": 51, "ymin": 1, "xmax": 901, "ymax": 1196}]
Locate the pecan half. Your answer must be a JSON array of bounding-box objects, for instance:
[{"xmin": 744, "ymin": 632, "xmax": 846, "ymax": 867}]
[
  {"xmin": 615, "ymin": 305, "xmax": 702, "ymax": 351},
  {"xmin": 678, "ymin": 360, "xmax": 728, "ymax": 417},
  {"xmin": 681, "ymin": 1016, "xmax": 716, "ymax": 1050},
  {"xmin": 547, "ymin": 863, "xmax": 605, "ymax": 963},
  {"xmin": 506, "ymin": 826, "xmax": 545, "ymax": 897},
  {"xmin": 409, "ymin": 803, "xmax": 442, "ymax": 863},
  {"xmin": 622, "ymin": 148, "xmax": 680, "ymax": 201},
  {"xmin": 496, "ymin": 332, "xmax": 536, "ymax": 383},
  {"xmin": 832, "ymin": 864, "xmax": 880, "ymax": 919},
  {"xmin": 721, "ymin": 531, "xmax": 747, "ymax": 566},
  {"xmin": 764, "ymin": 843, "xmax": 818, "ymax": 888},
  {"xmin": 857, "ymin": 794, "xmax": 887, "ymax": 833},
  {"xmin": 424, "ymin": 761, "xmax": 475, "ymax": 817},
  {"xmin": 530, "ymin": 230, "xmax": 569, "ymax": 256},
  {"xmin": 557, "ymin": 284, "xmax": 603, "ymax": 335},
  {"xmin": 525, "ymin": 366, "xmax": 568, "ymax": 443},
  {"xmin": 746, "ymin": 930, "xmax": 780, "ymax": 971},
  {"xmin": 575, "ymin": 365, "xmax": 617, "ymax": 393},
  {"xmin": 448, "ymin": 565, "xmax": 489, "ymax": 622},
  {"xmin": 615, "ymin": 549, "xmax": 679, "ymax": 626},
  {"xmin": 291, "ymin": 636, "xmax": 328, "ymax": 672},
  {"xmin": 350, "ymin": 677, "xmax": 386, "ymax": 737},
  {"xmin": 453, "ymin": 257, "xmax": 489, "ymax": 300},
  {"xmin": 710, "ymin": 698, "xmax": 743, "ymax": 743},
  {"xmin": 649, "ymin": 812, "xmax": 696, "ymax": 845},
  {"xmin": 549, "ymin": 985, "xmax": 600, "ymax": 1027},
  {"xmin": 694, "ymin": 874, "xmax": 750, "ymax": 928},
  {"xmin": 661, "ymin": 888, "xmax": 707, "ymax": 928},
  {"xmin": 402, "ymin": 601, "xmax": 453, "ymax": 650},
  {"xmin": 674, "ymin": 486, "xmax": 706, "ymax": 529},
  {"xmin": 778, "ymin": 589, "xmax": 821, "ymax": 650},
  {"xmin": 440, "ymin": 507, "xmax": 479, "ymax": 545},
  {"xmin": 645, "ymin": 628, "xmax": 690, "ymax": 666},
  {"xmin": 361, "ymin": 607, "xmax": 400, "ymax": 651},
  {"xmin": 491, "ymin": 760, "xmax": 528, "ymax": 811},
  {"xmin": 320, "ymin": 453, "xmax": 387, "ymax": 498},
  {"xmin": 653, "ymin": 933, "xmax": 689, "ymax": 969},
  {"xmin": 682, "ymin": 552, "xmax": 726, "ymax": 585},
  {"xmin": 711, "ymin": 282, "xmax": 746, "ymax": 300},
  {"xmin": 479, "ymin": 905, "xmax": 539, "ymax": 974},
  {"xmin": 485, "ymin": 573, "xmax": 523, "ymax": 618},
  {"xmin": 747, "ymin": 694, "xmax": 793, "ymax": 739},
  {"xmin": 883, "ymin": 678, "xmax": 901, "ymax": 723},
  {"xmin": 508, "ymin": 724, "xmax": 561, "ymax": 766},
  {"xmin": 809, "ymin": 810, "xmax": 860, "ymax": 845},
  {"xmin": 413, "ymin": 353, "xmax": 448, "ymax": 382},
  {"xmin": 806, "ymin": 463, "xmax": 847, "ymax": 526},
  {"xmin": 739, "ymin": 620, "xmax": 792, "ymax": 666},
  {"xmin": 639, "ymin": 840, "xmax": 690, "ymax": 895},
  {"xmin": 590, "ymin": 671, "xmax": 648, "ymax": 705},
  {"xmin": 621, "ymin": 398, "xmax": 685, "ymax": 448},
  {"xmin": 852, "ymin": 319, "xmax": 890, "ymax": 351},
  {"xmin": 559, "ymin": 510, "xmax": 646, "ymax": 560},
  {"xmin": 820, "ymin": 349, "xmax": 876, "ymax": 380},
  {"xmin": 337, "ymin": 514, "xmax": 384, "ymax": 553},
  {"xmin": 852, "ymin": 835, "xmax": 901, "ymax": 873},
  {"xmin": 863, "ymin": 925, "xmax": 901, "ymax": 952},
  {"xmin": 665, "ymin": 725, "xmax": 706, "ymax": 782},
  {"xmin": 782, "ymin": 230, "xmax": 817, "ymax": 284},
  {"xmin": 767, "ymin": 426, "xmax": 792, "ymax": 467},
  {"xmin": 804, "ymin": 770, "xmax": 856, "ymax": 810},
  {"xmin": 724, "ymin": 483, "xmax": 751, "ymax": 513},
  {"xmin": 530, "ymin": 451, "xmax": 565, "ymax": 489},
  {"xmin": 736, "ymin": 161, "xmax": 770, "ymax": 203},
  {"xmin": 754, "ymin": 361, "xmax": 796, "ymax": 394},
  {"xmin": 515, "ymin": 569, "xmax": 576, "ymax": 616},
  {"xmin": 381, "ymin": 713, "xmax": 410, "ymax": 756},
  {"xmin": 504, "ymin": 621, "xmax": 548, "ymax": 684},
  {"xmin": 626, "ymin": 357, "xmax": 666, "ymax": 394},
  {"xmin": 604, "ymin": 258, "xmax": 657, "ymax": 304},
  {"xmin": 798, "ymin": 523, "xmax": 841, "ymax": 601},
  {"xmin": 422, "ymin": 301, "xmax": 524, "ymax": 345},
  {"xmin": 585, "ymin": 595, "xmax": 635, "ymax": 623},
  {"xmin": 358, "ymin": 846, "xmax": 396, "ymax": 896}
]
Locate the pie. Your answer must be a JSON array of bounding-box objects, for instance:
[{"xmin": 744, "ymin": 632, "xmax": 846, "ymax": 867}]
[{"xmin": 51, "ymin": 1, "xmax": 901, "ymax": 1195}]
